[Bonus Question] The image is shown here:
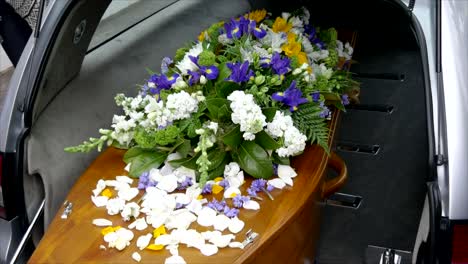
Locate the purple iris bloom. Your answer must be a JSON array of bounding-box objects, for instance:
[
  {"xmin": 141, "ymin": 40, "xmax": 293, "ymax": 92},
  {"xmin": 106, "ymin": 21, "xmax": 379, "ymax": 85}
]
[
  {"xmin": 305, "ymin": 25, "xmax": 326, "ymax": 49},
  {"xmin": 224, "ymin": 16, "xmax": 251, "ymax": 39},
  {"xmin": 226, "ymin": 61, "xmax": 254, "ymax": 83},
  {"xmin": 311, "ymin": 91, "xmax": 320, "ymax": 103},
  {"xmin": 187, "ymin": 70, "xmax": 201, "ymax": 86},
  {"xmin": 267, "ymin": 52, "xmax": 291, "ymax": 75},
  {"xmin": 249, "ymin": 21, "xmax": 266, "ymax": 39},
  {"xmin": 223, "ymin": 206, "xmax": 240, "ymax": 218},
  {"xmin": 341, "ymin": 94, "xmax": 350, "ymax": 105},
  {"xmin": 200, "ymin": 65, "xmax": 219, "ymax": 80},
  {"xmin": 202, "ymin": 183, "xmax": 213, "ymax": 194},
  {"xmin": 319, "ymin": 102, "xmax": 331, "ymax": 118},
  {"xmin": 272, "ymin": 81, "xmax": 309, "ymax": 111},
  {"xmin": 149, "ymin": 73, "xmax": 178, "ymax": 91},
  {"xmin": 161, "ymin": 57, "xmax": 173, "ymax": 74}
]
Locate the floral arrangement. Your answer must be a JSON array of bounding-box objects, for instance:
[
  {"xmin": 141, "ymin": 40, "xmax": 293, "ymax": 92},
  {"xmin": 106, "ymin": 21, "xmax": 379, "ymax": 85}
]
[
  {"xmin": 66, "ymin": 7, "xmax": 356, "ymax": 186},
  {"xmin": 66, "ymin": 8, "xmax": 357, "ymax": 262}
]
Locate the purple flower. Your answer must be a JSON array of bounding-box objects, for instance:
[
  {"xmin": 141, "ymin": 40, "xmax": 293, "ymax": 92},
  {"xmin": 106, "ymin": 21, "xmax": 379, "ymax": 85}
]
[
  {"xmin": 218, "ymin": 179, "xmax": 230, "ymax": 188},
  {"xmin": 311, "ymin": 91, "xmax": 320, "ymax": 103},
  {"xmin": 305, "ymin": 25, "xmax": 325, "ymax": 49},
  {"xmin": 149, "ymin": 73, "xmax": 178, "ymax": 91},
  {"xmin": 341, "ymin": 94, "xmax": 350, "ymax": 105},
  {"xmin": 202, "ymin": 183, "xmax": 213, "ymax": 194},
  {"xmin": 140, "ymin": 84, "xmax": 149, "ymax": 96},
  {"xmin": 232, "ymin": 195, "xmax": 251, "ymax": 208},
  {"xmin": 272, "ymin": 81, "xmax": 309, "ymax": 111},
  {"xmin": 226, "ymin": 61, "xmax": 254, "ymax": 83},
  {"xmin": 175, "ymin": 203, "xmax": 185, "ymax": 209},
  {"xmin": 207, "ymin": 198, "xmax": 227, "ymax": 212},
  {"xmin": 161, "ymin": 57, "xmax": 173, "ymax": 74},
  {"xmin": 273, "ymin": 164, "xmax": 278, "ymax": 175},
  {"xmin": 177, "ymin": 177, "xmax": 193, "ymax": 190},
  {"xmin": 137, "ymin": 172, "xmax": 157, "ymax": 190},
  {"xmin": 319, "ymin": 102, "xmax": 331, "ymax": 118},
  {"xmin": 249, "ymin": 21, "xmax": 266, "ymax": 39},
  {"xmin": 267, "ymin": 184, "xmax": 274, "ymax": 192},
  {"xmin": 268, "ymin": 52, "xmax": 291, "ymax": 75},
  {"xmin": 223, "ymin": 206, "xmax": 240, "ymax": 218},
  {"xmin": 247, "ymin": 187, "xmax": 258, "ymax": 197},
  {"xmin": 187, "ymin": 70, "xmax": 201, "ymax": 86},
  {"xmin": 224, "ymin": 17, "xmax": 250, "ymax": 39},
  {"xmin": 200, "ymin": 65, "xmax": 219, "ymax": 80},
  {"xmin": 252, "ymin": 179, "xmax": 267, "ymax": 190}
]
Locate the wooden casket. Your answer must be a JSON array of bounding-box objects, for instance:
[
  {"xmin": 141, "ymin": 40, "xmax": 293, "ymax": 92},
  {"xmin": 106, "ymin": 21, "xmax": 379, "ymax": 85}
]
[{"xmin": 28, "ymin": 109, "xmax": 347, "ymax": 264}]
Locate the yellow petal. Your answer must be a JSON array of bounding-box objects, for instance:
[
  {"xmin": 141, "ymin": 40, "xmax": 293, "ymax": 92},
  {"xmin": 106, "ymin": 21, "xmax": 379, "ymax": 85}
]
[
  {"xmin": 229, "ymin": 192, "xmax": 237, "ymax": 198},
  {"xmin": 197, "ymin": 195, "xmax": 204, "ymax": 200},
  {"xmin": 101, "ymin": 227, "xmax": 114, "ymax": 236},
  {"xmin": 214, "ymin": 177, "xmax": 224, "ymax": 182},
  {"xmin": 146, "ymin": 244, "xmax": 164, "ymax": 251},
  {"xmin": 212, "ymin": 185, "xmax": 224, "ymax": 194},
  {"xmin": 101, "ymin": 188, "xmax": 113, "ymax": 198},
  {"xmin": 287, "ymin": 32, "xmax": 297, "ymax": 43},
  {"xmin": 198, "ymin": 31, "xmax": 206, "ymax": 42},
  {"xmin": 298, "ymin": 52, "xmax": 308, "ymax": 65},
  {"xmin": 272, "ymin": 17, "xmax": 292, "ymax": 33},
  {"xmin": 248, "ymin": 9, "xmax": 267, "ymax": 23},
  {"xmin": 153, "ymin": 225, "xmax": 167, "ymax": 238},
  {"xmin": 113, "ymin": 226, "xmax": 122, "ymax": 231}
]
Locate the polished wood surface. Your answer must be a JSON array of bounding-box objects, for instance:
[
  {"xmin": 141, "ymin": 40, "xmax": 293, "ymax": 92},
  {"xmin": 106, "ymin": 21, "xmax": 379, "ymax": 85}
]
[{"xmin": 29, "ymin": 110, "xmax": 345, "ymax": 264}]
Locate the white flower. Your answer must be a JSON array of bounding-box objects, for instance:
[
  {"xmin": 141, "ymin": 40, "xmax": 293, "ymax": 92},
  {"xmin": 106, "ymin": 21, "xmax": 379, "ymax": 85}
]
[
  {"xmin": 121, "ymin": 202, "xmax": 140, "ymax": 221},
  {"xmin": 176, "ymin": 42, "xmax": 203, "ymax": 74},
  {"xmin": 130, "ymin": 96, "xmax": 143, "ymax": 110},
  {"xmin": 266, "ymin": 111, "xmax": 294, "ymax": 139},
  {"xmin": 106, "ymin": 197, "xmax": 126, "ymax": 215},
  {"xmin": 276, "ymin": 126, "xmax": 307, "ymax": 157},
  {"xmin": 336, "ymin": 40, "xmax": 353, "ymax": 61},
  {"xmin": 166, "ymin": 91, "xmax": 200, "ymax": 121},
  {"xmin": 227, "ymin": 91, "xmax": 267, "ymax": 140},
  {"xmin": 218, "ymin": 34, "xmax": 233, "ymax": 45},
  {"xmin": 261, "ymin": 30, "xmax": 286, "ymax": 53},
  {"xmin": 301, "ymin": 7, "xmax": 310, "ymax": 24},
  {"xmin": 312, "ymin": 63, "xmax": 333, "ymax": 80},
  {"xmin": 223, "ymin": 162, "xmax": 244, "ymax": 188}
]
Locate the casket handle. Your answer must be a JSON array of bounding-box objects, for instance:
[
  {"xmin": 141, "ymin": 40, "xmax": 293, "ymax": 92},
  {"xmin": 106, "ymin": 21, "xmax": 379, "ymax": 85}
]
[{"xmin": 322, "ymin": 152, "xmax": 348, "ymax": 198}]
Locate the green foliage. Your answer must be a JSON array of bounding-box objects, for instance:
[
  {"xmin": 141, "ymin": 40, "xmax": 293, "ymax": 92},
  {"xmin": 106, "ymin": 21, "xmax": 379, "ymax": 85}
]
[
  {"xmin": 292, "ymin": 103, "xmax": 330, "ymax": 153},
  {"xmin": 325, "ymin": 49, "xmax": 339, "ymax": 68},
  {"xmin": 198, "ymin": 50, "xmax": 216, "ymax": 66},
  {"xmin": 205, "ymin": 98, "xmax": 231, "ymax": 121},
  {"xmin": 123, "ymin": 148, "xmax": 168, "ymax": 177},
  {"xmin": 255, "ymin": 131, "xmax": 281, "ymax": 150},
  {"xmin": 134, "ymin": 128, "xmax": 158, "ymax": 149},
  {"xmin": 222, "ymin": 125, "xmax": 242, "ymax": 147},
  {"xmin": 64, "ymin": 136, "xmax": 108, "ymax": 153},
  {"xmin": 153, "ymin": 126, "xmax": 180, "ymax": 146},
  {"xmin": 175, "ymin": 47, "xmax": 189, "ymax": 62},
  {"xmin": 236, "ymin": 141, "xmax": 273, "ymax": 179},
  {"xmin": 319, "ymin": 28, "xmax": 338, "ymax": 49}
]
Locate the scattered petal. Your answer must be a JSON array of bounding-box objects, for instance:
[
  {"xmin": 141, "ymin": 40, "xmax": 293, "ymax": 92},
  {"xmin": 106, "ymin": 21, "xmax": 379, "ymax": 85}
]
[
  {"xmin": 228, "ymin": 217, "xmax": 245, "ymax": 234},
  {"xmin": 136, "ymin": 233, "xmax": 152, "ymax": 250},
  {"xmin": 212, "ymin": 184, "xmax": 224, "ymax": 194},
  {"xmin": 200, "ymin": 243, "xmax": 219, "ymax": 256},
  {"xmin": 155, "ymin": 234, "xmax": 177, "ymax": 245},
  {"xmin": 153, "ymin": 225, "xmax": 167, "ymax": 238},
  {"xmin": 243, "ymin": 200, "xmax": 260, "ymax": 210},
  {"xmin": 196, "ymin": 207, "xmax": 217, "ymax": 227},
  {"xmin": 229, "ymin": 242, "xmax": 244, "ymax": 249},
  {"xmin": 116, "ymin": 175, "xmax": 134, "ymax": 184},
  {"xmin": 278, "ymin": 165, "xmax": 297, "ymax": 178},
  {"xmin": 223, "ymin": 187, "xmax": 241, "ymax": 199},
  {"xmin": 129, "ymin": 218, "xmax": 148, "ymax": 230},
  {"xmin": 210, "ymin": 234, "xmax": 235, "ymax": 248},
  {"xmin": 91, "ymin": 196, "xmax": 108, "ymax": 207},
  {"xmin": 157, "ymin": 174, "xmax": 179, "ymax": 192},
  {"xmin": 92, "ymin": 218, "xmax": 112, "ymax": 227},
  {"xmin": 201, "ymin": 231, "xmax": 222, "ymax": 241},
  {"xmin": 101, "ymin": 188, "xmax": 113, "ymax": 198},
  {"xmin": 147, "ymin": 244, "xmax": 165, "ymax": 251},
  {"xmin": 132, "ymin": 252, "xmax": 141, "ymax": 262},
  {"xmin": 92, "ymin": 179, "xmax": 106, "ymax": 197},
  {"xmin": 213, "ymin": 214, "xmax": 230, "ymax": 231},
  {"xmin": 166, "ymin": 244, "xmax": 179, "ymax": 256},
  {"xmin": 165, "ymin": 255, "xmax": 186, "ymax": 264},
  {"xmin": 124, "ymin": 163, "xmax": 131, "ymax": 172},
  {"xmin": 99, "ymin": 245, "xmax": 107, "ymax": 250},
  {"xmin": 118, "ymin": 188, "xmax": 139, "ymax": 201},
  {"xmin": 268, "ymin": 178, "xmax": 286, "ymax": 189}
]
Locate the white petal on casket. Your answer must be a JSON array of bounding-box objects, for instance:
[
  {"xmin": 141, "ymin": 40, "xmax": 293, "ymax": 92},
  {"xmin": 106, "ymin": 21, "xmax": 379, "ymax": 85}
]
[
  {"xmin": 173, "ymin": 193, "xmax": 191, "ymax": 206},
  {"xmin": 242, "ymin": 200, "xmax": 260, "ymax": 210},
  {"xmin": 155, "ymin": 234, "xmax": 177, "ymax": 245},
  {"xmin": 157, "ymin": 174, "xmax": 179, "ymax": 192},
  {"xmin": 165, "ymin": 255, "xmax": 187, "ymax": 264},
  {"xmin": 124, "ymin": 163, "xmax": 131, "ymax": 172},
  {"xmin": 228, "ymin": 217, "xmax": 245, "ymax": 234},
  {"xmin": 213, "ymin": 214, "xmax": 230, "ymax": 231},
  {"xmin": 210, "ymin": 234, "xmax": 235, "ymax": 248},
  {"xmin": 166, "ymin": 244, "xmax": 179, "ymax": 256},
  {"xmin": 116, "ymin": 228, "xmax": 134, "ymax": 241},
  {"xmin": 149, "ymin": 168, "xmax": 164, "ymax": 182},
  {"xmin": 136, "ymin": 233, "xmax": 152, "ymax": 250},
  {"xmin": 278, "ymin": 175, "xmax": 293, "ymax": 186},
  {"xmin": 103, "ymin": 232, "xmax": 117, "ymax": 243},
  {"xmin": 177, "ymin": 229, "xmax": 205, "ymax": 249},
  {"xmin": 199, "ymin": 243, "xmax": 219, "ymax": 256},
  {"xmin": 186, "ymin": 199, "xmax": 203, "ymax": 215},
  {"xmin": 132, "ymin": 252, "xmax": 141, "ymax": 262},
  {"xmin": 135, "ymin": 219, "xmax": 148, "ymax": 231},
  {"xmin": 113, "ymin": 238, "xmax": 129, "ymax": 251},
  {"xmin": 268, "ymin": 178, "xmax": 286, "ymax": 189},
  {"xmin": 278, "ymin": 165, "xmax": 297, "ymax": 178},
  {"xmin": 104, "ymin": 180, "xmax": 118, "ymax": 187},
  {"xmin": 201, "ymin": 230, "xmax": 222, "ymax": 241},
  {"xmin": 228, "ymin": 242, "xmax": 244, "ymax": 249},
  {"xmin": 92, "ymin": 179, "xmax": 106, "ymax": 196},
  {"xmin": 92, "ymin": 218, "xmax": 112, "ymax": 227},
  {"xmin": 116, "ymin": 175, "xmax": 134, "ymax": 184},
  {"xmin": 118, "ymin": 187, "xmax": 139, "ymax": 201},
  {"xmin": 223, "ymin": 186, "xmax": 241, "ymax": 199},
  {"xmin": 91, "ymin": 196, "xmax": 109, "ymax": 207},
  {"xmin": 160, "ymin": 164, "xmax": 175, "ymax": 176},
  {"xmin": 196, "ymin": 207, "xmax": 217, "ymax": 227}
]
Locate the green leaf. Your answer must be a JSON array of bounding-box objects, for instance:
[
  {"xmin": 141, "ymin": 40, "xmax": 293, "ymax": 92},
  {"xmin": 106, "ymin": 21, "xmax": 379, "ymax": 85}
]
[
  {"xmin": 175, "ymin": 139, "xmax": 192, "ymax": 157},
  {"xmin": 262, "ymin": 107, "xmax": 279, "ymax": 122},
  {"xmin": 222, "ymin": 125, "xmax": 242, "ymax": 147},
  {"xmin": 215, "ymin": 81, "xmax": 240, "ymax": 98},
  {"xmin": 237, "ymin": 141, "xmax": 273, "ymax": 179},
  {"xmin": 169, "ymin": 153, "xmax": 201, "ymax": 170},
  {"xmin": 123, "ymin": 147, "xmax": 148, "ymax": 164},
  {"xmin": 205, "ymin": 98, "xmax": 231, "ymax": 121},
  {"xmin": 207, "ymin": 149, "xmax": 227, "ymax": 171},
  {"xmin": 255, "ymin": 131, "xmax": 281, "ymax": 150},
  {"xmin": 207, "ymin": 153, "xmax": 230, "ymax": 181},
  {"xmin": 128, "ymin": 151, "xmax": 168, "ymax": 177},
  {"xmin": 272, "ymin": 152, "xmax": 290, "ymax": 165},
  {"xmin": 216, "ymin": 62, "xmax": 231, "ymax": 82}
]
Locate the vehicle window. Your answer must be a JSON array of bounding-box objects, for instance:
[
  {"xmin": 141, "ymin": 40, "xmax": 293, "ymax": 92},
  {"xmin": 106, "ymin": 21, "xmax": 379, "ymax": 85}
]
[{"xmin": 87, "ymin": 0, "xmax": 179, "ymax": 52}]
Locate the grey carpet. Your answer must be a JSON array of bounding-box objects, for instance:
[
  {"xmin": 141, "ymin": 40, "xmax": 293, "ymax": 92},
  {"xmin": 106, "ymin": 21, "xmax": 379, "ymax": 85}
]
[{"xmin": 316, "ymin": 35, "xmax": 429, "ymax": 263}]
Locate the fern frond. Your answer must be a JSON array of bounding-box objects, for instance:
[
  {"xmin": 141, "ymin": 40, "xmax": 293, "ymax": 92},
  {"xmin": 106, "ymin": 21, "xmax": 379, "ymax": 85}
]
[{"xmin": 293, "ymin": 103, "xmax": 330, "ymax": 154}]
